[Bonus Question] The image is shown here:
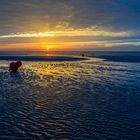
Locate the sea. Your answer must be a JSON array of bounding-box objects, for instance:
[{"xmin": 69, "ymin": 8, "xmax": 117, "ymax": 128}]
[{"xmin": 0, "ymin": 51, "xmax": 140, "ymax": 139}]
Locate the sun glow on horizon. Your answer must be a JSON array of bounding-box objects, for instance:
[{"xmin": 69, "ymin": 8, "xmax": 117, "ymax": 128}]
[
  {"xmin": 0, "ymin": 27, "xmax": 138, "ymax": 51},
  {"xmin": 43, "ymin": 45, "xmax": 51, "ymax": 51}
]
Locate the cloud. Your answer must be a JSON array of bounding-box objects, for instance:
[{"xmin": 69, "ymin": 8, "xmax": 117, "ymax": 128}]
[
  {"xmin": 0, "ymin": 0, "xmax": 140, "ymax": 34},
  {"xmin": 0, "ymin": 0, "xmax": 140, "ymax": 51},
  {"xmin": 0, "ymin": 29, "xmax": 132, "ymax": 38}
]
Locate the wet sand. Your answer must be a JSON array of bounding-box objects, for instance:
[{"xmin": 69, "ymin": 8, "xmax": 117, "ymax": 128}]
[{"xmin": 0, "ymin": 56, "xmax": 140, "ymax": 139}]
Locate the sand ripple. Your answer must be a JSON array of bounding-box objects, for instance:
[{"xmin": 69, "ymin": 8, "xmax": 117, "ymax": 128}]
[{"xmin": 0, "ymin": 60, "xmax": 140, "ymax": 139}]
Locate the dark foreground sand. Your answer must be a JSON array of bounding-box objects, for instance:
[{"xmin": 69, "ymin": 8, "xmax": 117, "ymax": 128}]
[{"xmin": 0, "ymin": 57, "xmax": 140, "ymax": 139}]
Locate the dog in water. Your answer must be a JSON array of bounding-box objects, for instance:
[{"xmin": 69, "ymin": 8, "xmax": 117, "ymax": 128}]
[{"xmin": 9, "ymin": 61, "xmax": 22, "ymax": 71}]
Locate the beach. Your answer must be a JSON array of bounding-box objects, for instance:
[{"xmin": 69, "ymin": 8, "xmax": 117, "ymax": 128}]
[{"xmin": 0, "ymin": 52, "xmax": 140, "ymax": 139}]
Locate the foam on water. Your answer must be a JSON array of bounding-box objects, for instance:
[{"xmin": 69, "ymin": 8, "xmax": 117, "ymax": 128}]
[{"xmin": 0, "ymin": 58, "xmax": 140, "ymax": 139}]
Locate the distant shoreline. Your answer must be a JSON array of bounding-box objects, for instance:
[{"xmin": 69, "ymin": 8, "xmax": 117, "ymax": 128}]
[
  {"xmin": 0, "ymin": 51, "xmax": 140, "ymax": 63},
  {"xmin": 0, "ymin": 55, "xmax": 87, "ymax": 62},
  {"xmin": 93, "ymin": 55, "xmax": 140, "ymax": 63}
]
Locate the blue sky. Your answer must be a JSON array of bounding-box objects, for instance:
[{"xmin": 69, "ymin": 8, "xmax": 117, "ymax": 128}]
[{"xmin": 0, "ymin": 0, "xmax": 140, "ymax": 51}]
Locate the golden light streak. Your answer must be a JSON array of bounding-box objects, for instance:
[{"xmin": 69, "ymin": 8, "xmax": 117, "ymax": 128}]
[
  {"xmin": 104, "ymin": 42, "xmax": 140, "ymax": 47},
  {"xmin": 0, "ymin": 30, "xmax": 132, "ymax": 38},
  {"xmin": 0, "ymin": 32, "xmax": 54, "ymax": 38}
]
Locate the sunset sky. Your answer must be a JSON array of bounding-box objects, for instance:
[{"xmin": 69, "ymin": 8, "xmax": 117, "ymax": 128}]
[{"xmin": 0, "ymin": 0, "xmax": 140, "ymax": 51}]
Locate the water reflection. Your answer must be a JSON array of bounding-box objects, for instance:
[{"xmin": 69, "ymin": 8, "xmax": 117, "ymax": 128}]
[{"xmin": 0, "ymin": 59, "xmax": 140, "ymax": 139}]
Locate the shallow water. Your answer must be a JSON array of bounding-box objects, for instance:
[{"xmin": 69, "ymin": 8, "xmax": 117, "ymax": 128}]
[{"xmin": 0, "ymin": 58, "xmax": 140, "ymax": 139}]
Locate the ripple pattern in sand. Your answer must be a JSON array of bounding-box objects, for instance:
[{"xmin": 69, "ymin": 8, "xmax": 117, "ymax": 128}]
[{"xmin": 0, "ymin": 60, "xmax": 140, "ymax": 139}]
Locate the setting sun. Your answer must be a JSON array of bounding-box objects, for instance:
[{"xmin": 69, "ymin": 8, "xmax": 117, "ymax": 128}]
[
  {"xmin": 45, "ymin": 46, "xmax": 50, "ymax": 51},
  {"xmin": 42, "ymin": 45, "xmax": 52, "ymax": 51}
]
